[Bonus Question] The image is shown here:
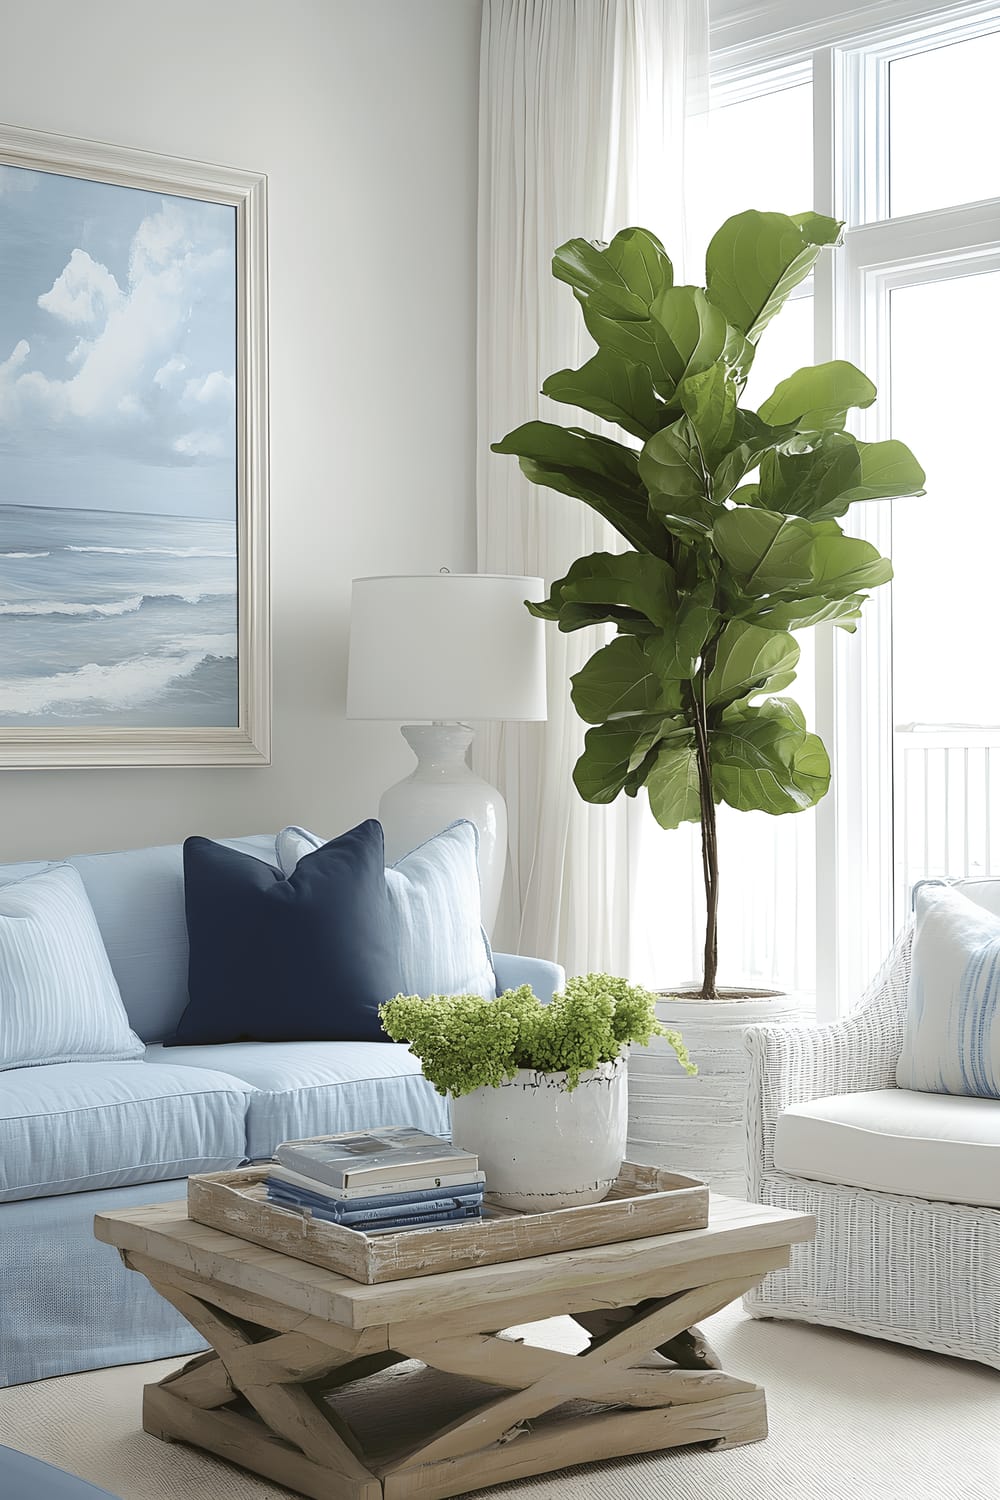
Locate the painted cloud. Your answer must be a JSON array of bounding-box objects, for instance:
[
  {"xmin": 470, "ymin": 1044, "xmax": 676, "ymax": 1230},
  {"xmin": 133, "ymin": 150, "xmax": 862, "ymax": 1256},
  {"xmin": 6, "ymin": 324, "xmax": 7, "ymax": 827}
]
[{"xmin": 0, "ymin": 190, "xmax": 235, "ymax": 472}]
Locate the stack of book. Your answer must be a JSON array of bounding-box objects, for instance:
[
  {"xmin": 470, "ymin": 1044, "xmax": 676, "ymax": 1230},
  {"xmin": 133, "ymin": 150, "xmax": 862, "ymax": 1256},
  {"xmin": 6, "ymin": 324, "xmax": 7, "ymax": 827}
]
[{"xmin": 264, "ymin": 1125, "xmax": 484, "ymax": 1234}]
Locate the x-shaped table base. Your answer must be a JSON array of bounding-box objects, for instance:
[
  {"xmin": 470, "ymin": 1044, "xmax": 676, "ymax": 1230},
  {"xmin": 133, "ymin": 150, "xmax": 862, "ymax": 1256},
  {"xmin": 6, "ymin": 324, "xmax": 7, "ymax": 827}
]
[{"xmin": 132, "ymin": 1253, "xmax": 774, "ymax": 1500}]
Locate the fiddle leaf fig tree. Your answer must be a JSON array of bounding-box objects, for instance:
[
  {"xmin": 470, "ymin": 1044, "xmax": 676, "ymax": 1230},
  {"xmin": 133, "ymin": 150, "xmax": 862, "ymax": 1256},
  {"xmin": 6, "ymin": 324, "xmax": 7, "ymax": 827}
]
[{"xmin": 492, "ymin": 211, "xmax": 925, "ymax": 999}]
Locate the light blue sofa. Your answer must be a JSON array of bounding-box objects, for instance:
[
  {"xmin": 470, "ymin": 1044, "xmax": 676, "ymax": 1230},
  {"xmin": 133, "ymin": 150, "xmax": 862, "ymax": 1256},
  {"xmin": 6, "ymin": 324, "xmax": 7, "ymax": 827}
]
[{"xmin": 0, "ymin": 834, "xmax": 563, "ymax": 1388}]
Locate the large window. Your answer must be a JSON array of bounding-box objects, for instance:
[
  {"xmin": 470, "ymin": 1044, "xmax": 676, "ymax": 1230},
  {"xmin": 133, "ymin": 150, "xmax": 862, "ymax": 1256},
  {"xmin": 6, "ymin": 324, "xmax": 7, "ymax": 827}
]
[{"xmin": 634, "ymin": 3, "xmax": 1000, "ymax": 1015}]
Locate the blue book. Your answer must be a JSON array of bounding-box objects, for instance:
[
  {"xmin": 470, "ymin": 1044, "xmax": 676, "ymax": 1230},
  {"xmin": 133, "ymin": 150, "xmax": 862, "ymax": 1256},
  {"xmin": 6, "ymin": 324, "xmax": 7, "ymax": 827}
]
[
  {"xmin": 263, "ymin": 1175, "xmax": 485, "ymax": 1216},
  {"xmin": 265, "ymin": 1181, "xmax": 483, "ymax": 1224},
  {"xmin": 267, "ymin": 1193, "xmax": 481, "ymax": 1233},
  {"xmin": 363, "ymin": 1206, "xmax": 483, "ymax": 1235}
]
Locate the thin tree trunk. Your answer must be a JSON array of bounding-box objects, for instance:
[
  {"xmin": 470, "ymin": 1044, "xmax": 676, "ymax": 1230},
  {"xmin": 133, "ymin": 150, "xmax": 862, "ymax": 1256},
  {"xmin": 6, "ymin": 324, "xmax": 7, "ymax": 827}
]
[{"xmin": 691, "ymin": 678, "xmax": 719, "ymax": 999}]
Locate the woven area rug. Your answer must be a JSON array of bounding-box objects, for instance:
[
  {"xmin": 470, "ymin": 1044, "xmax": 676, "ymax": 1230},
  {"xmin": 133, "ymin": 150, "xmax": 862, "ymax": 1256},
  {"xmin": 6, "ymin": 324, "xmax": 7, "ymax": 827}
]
[{"xmin": 1, "ymin": 1303, "xmax": 997, "ymax": 1500}]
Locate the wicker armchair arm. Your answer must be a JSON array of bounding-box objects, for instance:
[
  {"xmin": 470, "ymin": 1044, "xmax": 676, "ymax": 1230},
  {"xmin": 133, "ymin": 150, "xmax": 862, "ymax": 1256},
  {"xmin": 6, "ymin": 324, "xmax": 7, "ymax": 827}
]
[{"xmin": 745, "ymin": 925, "xmax": 912, "ymax": 1184}]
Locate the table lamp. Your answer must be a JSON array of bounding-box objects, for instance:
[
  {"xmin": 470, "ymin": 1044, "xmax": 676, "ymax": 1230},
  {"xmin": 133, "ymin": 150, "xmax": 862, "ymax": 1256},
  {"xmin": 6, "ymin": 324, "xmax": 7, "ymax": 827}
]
[{"xmin": 346, "ymin": 573, "xmax": 547, "ymax": 933}]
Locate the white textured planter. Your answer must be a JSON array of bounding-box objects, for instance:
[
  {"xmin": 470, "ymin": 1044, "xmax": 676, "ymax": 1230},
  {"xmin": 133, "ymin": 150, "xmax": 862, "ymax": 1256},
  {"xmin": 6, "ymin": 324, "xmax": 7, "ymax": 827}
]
[
  {"xmin": 627, "ymin": 990, "xmax": 804, "ymax": 1196},
  {"xmin": 450, "ymin": 1056, "xmax": 628, "ymax": 1212}
]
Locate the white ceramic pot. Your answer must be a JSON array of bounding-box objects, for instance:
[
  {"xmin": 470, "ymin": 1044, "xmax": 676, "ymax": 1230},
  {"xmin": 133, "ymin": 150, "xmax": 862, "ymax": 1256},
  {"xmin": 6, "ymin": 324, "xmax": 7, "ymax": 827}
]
[
  {"xmin": 450, "ymin": 1054, "xmax": 628, "ymax": 1212},
  {"xmin": 627, "ymin": 988, "xmax": 803, "ymax": 1195}
]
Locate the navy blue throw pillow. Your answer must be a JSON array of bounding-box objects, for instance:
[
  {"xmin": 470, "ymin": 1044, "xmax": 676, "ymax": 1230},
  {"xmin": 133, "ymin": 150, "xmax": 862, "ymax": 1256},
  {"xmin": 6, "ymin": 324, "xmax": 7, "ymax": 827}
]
[{"xmin": 167, "ymin": 820, "xmax": 399, "ymax": 1045}]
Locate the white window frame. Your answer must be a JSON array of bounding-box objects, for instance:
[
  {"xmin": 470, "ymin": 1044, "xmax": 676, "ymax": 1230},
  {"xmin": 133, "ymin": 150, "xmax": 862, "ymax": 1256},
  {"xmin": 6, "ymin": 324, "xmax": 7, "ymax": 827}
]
[{"xmin": 710, "ymin": 0, "xmax": 1000, "ymax": 1017}]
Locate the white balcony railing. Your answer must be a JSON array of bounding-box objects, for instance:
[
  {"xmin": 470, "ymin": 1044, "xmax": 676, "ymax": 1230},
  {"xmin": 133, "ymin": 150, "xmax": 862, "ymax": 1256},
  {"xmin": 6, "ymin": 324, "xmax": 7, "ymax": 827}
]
[{"xmin": 894, "ymin": 725, "xmax": 1000, "ymax": 918}]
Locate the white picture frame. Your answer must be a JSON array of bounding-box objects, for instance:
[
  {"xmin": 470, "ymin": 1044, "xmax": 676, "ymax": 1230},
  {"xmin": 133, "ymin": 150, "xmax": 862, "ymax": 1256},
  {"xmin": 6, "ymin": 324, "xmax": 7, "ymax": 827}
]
[{"xmin": 0, "ymin": 122, "xmax": 269, "ymax": 767}]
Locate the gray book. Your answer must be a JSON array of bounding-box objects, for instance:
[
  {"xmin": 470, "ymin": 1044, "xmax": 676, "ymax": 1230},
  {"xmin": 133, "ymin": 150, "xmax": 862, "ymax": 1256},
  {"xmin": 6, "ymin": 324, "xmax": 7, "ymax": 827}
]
[{"xmin": 274, "ymin": 1126, "xmax": 479, "ymax": 1191}]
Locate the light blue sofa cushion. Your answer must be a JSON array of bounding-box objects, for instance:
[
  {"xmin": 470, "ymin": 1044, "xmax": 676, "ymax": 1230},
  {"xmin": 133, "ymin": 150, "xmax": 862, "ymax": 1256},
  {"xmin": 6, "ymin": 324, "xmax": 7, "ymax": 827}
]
[
  {"xmin": 0, "ymin": 1060, "xmax": 252, "ymax": 1202},
  {"xmin": 277, "ymin": 819, "xmax": 497, "ymax": 1002},
  {"xmin": 147, "ymin": 1040, "xmax": 450, "ymax": 1159},
  {"xmin": 0, "ymin": 834, "xmax": 277, "ymax": 1044},
  {"xmin": 0, "ymin": 866, "xmax": 144, "ymax": 1071}
]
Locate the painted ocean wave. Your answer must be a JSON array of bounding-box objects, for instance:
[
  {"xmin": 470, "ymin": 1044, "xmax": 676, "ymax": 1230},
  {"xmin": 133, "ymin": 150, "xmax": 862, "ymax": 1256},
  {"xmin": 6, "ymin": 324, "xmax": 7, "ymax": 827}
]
[
  {"xmin": 0, "ymin": 502, "xmax": 238, "ymax": 726},
  {"xmin": 0, "ymin": 633, "xmax": 238, "ymax": 715},
  {"xmin": 66, "ymin": 545, "xmax": 236, "ymax": 558},
  {"xmin": 0, "ymin": 587, "xmax": 235, "ymax": 616}
]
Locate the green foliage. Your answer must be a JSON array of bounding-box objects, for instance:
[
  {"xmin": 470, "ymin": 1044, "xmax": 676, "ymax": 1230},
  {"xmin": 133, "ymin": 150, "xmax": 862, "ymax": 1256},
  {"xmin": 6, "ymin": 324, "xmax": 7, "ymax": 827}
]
[
  {"xmin": 491, "ymin": 209, "xmax": 926, "ymax": 995},
  {"xmin": 379, "ymin": 975, "xmax": 696, "ymax": 1097}
]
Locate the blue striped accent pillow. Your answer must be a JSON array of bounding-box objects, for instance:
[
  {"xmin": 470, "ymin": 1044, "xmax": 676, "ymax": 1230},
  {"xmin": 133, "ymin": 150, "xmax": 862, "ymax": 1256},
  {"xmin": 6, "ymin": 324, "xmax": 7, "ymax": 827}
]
[
  {"xmin": 0, "ymin": 864, "xmax": 144, "ymax": 1071},
  {"xmin": 897, "ymin": 884, "xmax": 1000, "ymax": 1098},
  {"xmin": 276, "ymin": 820, "xmax": 496, "ymax": 1003}
]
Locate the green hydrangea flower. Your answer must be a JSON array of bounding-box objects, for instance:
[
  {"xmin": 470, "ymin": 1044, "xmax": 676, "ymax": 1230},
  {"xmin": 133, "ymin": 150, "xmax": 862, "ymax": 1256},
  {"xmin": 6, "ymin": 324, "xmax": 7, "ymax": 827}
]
[{"xmin": 379, "ymin": 973, "xmax": 697, "ymax": 1097}]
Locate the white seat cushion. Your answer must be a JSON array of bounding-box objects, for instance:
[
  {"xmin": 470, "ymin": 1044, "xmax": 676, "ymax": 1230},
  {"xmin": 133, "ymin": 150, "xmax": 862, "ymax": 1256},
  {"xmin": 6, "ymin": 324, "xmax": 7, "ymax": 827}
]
[{"xmin": 773, "ymin": 1088, "xmax": 1000, "ymax": 1209}]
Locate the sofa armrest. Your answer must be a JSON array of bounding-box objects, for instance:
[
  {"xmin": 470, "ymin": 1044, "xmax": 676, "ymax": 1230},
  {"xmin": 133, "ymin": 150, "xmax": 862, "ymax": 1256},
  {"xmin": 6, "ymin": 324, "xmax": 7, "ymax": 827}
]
[
  {"xmin": 493, "ymin": 953, "xmax": 565, "ymax": 1005},
  {"xmin": 744, "ymin": 924, "xmax": 912, "ymax": 1188}
]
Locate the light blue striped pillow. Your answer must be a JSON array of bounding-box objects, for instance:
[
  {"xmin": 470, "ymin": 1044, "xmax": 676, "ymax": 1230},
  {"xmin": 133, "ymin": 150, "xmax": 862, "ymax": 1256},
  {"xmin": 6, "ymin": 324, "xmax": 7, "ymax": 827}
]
[
  {"xmin": 0, "ymin": 864, "xmax": 144, "ymax": 1071},
  {"xmin": 896, "ymin": 884, "xmax": 1000, "ymax": 1098},
  {"xmin": 276, "ymin": 820, "xmax": 497, "ymax": 1003}
]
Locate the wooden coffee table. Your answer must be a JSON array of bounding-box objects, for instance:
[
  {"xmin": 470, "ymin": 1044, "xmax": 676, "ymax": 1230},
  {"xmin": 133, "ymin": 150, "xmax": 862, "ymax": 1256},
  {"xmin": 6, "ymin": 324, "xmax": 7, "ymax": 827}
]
[{"xmin": 95, "ymin": 1195, "xmax": 814, "ymax": 1500}]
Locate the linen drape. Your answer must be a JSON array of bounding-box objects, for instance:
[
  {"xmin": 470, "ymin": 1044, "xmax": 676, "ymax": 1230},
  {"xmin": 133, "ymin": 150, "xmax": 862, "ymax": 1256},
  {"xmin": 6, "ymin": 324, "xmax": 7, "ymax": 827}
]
[{"xmin": 475, "ymin": 0, "xmax": 708, "ymax": 973}]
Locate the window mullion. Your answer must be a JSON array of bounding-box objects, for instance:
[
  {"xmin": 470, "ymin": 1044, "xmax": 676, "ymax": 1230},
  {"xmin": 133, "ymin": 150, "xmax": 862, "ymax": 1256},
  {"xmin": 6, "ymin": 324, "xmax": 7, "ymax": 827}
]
[
  {"xmin": 812, "ymin": 44, "xmax": 841, "ymax": 1021},
  {"xmin": 819, "ymin": 44, "xmax": 898, "ymax": 1016}
]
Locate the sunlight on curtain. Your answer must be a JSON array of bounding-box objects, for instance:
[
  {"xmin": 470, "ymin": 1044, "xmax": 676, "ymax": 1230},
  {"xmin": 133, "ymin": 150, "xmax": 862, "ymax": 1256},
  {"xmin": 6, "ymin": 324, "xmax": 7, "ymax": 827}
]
[{"xmin": 475, "ymin": 0, "xmax": 708, "ymax": 975}]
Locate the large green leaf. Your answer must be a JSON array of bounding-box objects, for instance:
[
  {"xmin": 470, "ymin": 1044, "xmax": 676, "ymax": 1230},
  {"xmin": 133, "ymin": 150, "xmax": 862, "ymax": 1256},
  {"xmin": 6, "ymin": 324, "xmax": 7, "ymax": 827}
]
[
  {"xmin": 678, "ymin": 365, "xmax": 738, "ymax": 470},
  {"xmin": 580, "ymin": 301, "xmax": 678, "ymax": 395},
  {"xmin": 758, "ymin": 361, "xmax": 876, "ymax": 431},
  {"xmin": 534, "ymin": 551, "xmax": 679, "ymax": 632},
  {"xmin": 646, "ymin": 286, "xmax": 733, "ymax": 394},
  {"xmin": 712, "ymin": 411, "xmax": 794, "ymax": 500},
  {"xmin": 838, "ymin": 439, "xmax": 926, "ymax": 502},
  {"xmin": 646, "ymin": 741, "xmax": 703, "ymax": 829},
  {"xmin": 570, "ymin": 635, "xmax": 681, "ymax": 724},
  {"xmin": 581, "ymin": 285, "xmax": 735, "ymax": 405},
  {"xmin": 626, "ymin": 717, "xmax": 692, "ymax": 772},
  {"xmin": 752, "ymin": 593, "xmax": 866, "ymax": 632},
  {"xmin": 711, "ymin": 698, "xmax": 830, "ymax": 814},
  {"xmin": 809, "ymin": 525, "xmax": 893, "ymax": 598},
  {"xmin": 542, "ymin": 348, "xmax": 665, "ymax": 440},
  {"xmin": 638, "ymin": 417, "xmax": 707, "ymax": 503},
  {"xmin": 705, "ymin": 210, "xmax": 842, "ymax": 343},
  {"xmin": 713, "ymin": 509, "xmax": 817, "ymax": 595},
  {"xmin": 491, "ymin": 422, "xmax": 666, "ymax": 553},
  {"xmin": 715, "ymin": 508, "xmax": 893, "ymax": 603},
  {"xmin": 524, "ymin": 555, "xmax": 656, "ymax": 630},
  {"xmin": 553, "ymin": 228, "xmax": 673, "ymax": 319},
  {"xmin": 573, "ymin": 716, "xmax": 684, "ymax": 804},
  {"xmin": 704, "ymin": 621, "xmax": 799, "ymax": 709},
  {"xmin": 757, "ymin": 434, "xmax": 864, "ymax": 521},
  {"xmin": 642, "ymin": 583, "xmax": 719, "ymax": 680}
]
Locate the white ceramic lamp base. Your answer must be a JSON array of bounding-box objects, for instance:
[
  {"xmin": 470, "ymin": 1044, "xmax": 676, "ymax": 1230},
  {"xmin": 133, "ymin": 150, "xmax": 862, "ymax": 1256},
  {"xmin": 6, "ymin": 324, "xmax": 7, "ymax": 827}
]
[{"xmin": 378, "ymin": 723, "xmax": 507, "ymax": 935}]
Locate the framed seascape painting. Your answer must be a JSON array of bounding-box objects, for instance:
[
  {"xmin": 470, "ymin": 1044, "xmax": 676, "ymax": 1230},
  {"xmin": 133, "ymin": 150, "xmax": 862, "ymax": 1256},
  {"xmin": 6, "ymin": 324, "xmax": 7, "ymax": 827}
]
[{"xmin": 0, "ymin": 123, "xmax": 269, "ymax": 766}]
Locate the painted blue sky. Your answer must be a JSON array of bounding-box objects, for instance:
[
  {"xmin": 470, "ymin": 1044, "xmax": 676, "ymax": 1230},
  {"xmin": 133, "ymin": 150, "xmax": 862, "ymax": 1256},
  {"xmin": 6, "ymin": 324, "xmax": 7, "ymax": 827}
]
[{"xmin": 0, "ymin": 163, "xmax": 236, "ymax": 518}]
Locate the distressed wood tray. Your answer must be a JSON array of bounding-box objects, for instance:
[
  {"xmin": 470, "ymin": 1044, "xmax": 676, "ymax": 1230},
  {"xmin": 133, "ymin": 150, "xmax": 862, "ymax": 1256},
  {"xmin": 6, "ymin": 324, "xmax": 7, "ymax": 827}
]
[{"xmin": 186, "ymin": 1161, "xmax": 709, "ymax": 1284}]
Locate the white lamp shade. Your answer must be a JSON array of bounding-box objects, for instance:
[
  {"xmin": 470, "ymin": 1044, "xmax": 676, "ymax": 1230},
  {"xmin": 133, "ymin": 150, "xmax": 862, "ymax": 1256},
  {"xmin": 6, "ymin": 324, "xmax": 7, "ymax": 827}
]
[{"xmin": 347, "ymin": 574, "xmax": 547, "ymax": 722}]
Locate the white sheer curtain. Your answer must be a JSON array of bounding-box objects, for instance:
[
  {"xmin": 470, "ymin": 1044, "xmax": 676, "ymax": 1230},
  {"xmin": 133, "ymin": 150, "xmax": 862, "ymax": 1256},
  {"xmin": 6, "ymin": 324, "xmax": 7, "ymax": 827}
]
[{"xmin": 475, "ymin": 0, "xmax": 708, "ymax": 974}]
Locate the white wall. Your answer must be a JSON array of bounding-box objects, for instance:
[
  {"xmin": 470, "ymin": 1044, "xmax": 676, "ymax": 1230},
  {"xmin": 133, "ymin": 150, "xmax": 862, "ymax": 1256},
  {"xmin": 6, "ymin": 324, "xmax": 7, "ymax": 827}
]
[{"xmin": 0, "ymin": 0, "xmax": 481, "ymax": 860}]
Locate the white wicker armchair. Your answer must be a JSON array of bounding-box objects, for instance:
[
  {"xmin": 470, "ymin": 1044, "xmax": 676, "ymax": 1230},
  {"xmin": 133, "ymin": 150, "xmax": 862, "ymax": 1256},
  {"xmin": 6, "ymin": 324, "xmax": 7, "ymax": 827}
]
[{"xmin": 743, "ymin": 922, "xmax": 1000, "ymax": 1369}]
